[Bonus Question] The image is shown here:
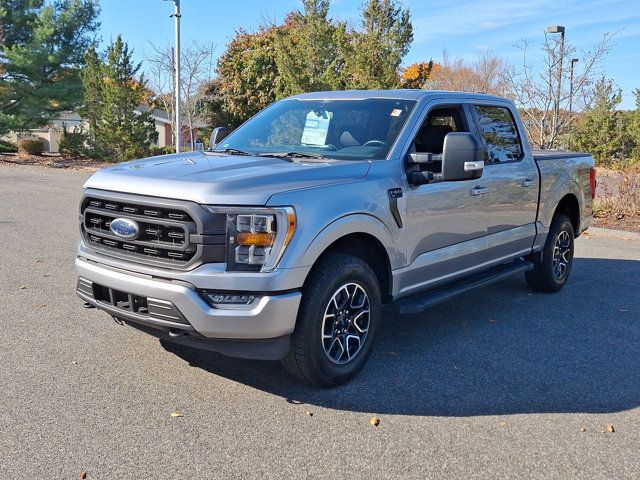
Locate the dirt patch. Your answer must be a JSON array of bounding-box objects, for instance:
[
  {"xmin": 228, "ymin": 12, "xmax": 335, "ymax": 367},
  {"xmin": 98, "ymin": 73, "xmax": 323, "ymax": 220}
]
[
  {"xmin": 0, "ymin": 152, "xmax": 111, "ymax": 171},
  {"xmin": 593, "ymin": 215, "xmax": 640, "ymax": 233}
]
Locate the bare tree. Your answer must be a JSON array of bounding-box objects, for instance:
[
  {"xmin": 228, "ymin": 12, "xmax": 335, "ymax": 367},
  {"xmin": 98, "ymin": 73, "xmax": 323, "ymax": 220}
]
[
  {"xmin": 144, "ymin": 41, "xmax": 215, "ymax": 148},
  {"xmin": 424, "ymin": 50, "xmax": 514, "ymax": 97},
  {"xmin": 511, "ymin": 31, "xmax": 616, "ymax": 149}
]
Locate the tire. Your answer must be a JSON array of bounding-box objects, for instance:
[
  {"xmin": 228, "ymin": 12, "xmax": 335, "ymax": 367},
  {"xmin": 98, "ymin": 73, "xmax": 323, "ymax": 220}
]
[
  {"xmin": 282, "ymin": 253, "xmax": 382, "ymax": 387},
  {"xmin": 525, "ymin": 214, "xmax": 575, "ymax": 293}
]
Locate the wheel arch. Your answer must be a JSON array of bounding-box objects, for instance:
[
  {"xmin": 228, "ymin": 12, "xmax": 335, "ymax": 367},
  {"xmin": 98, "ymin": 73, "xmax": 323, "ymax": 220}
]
[
  {"xmin": 298, "ymin": 215, "xmax": 400, "ymax": 303},
  {"xmin": 554, "ymin": 193, "xmax": 580, "ymax": 235}
]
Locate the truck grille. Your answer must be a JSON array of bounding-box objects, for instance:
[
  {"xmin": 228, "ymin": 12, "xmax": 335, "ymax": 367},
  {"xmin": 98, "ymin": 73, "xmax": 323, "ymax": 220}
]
[{"xmin": 80, "ymin": 191, "xmax": 226, "ymax": 269}]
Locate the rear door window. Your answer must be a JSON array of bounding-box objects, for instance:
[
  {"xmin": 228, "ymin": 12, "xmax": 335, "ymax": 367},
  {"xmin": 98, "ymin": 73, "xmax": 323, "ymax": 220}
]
[{"xmin": 474, "ymin": 105, "xmax": 523, "ymax": 163}]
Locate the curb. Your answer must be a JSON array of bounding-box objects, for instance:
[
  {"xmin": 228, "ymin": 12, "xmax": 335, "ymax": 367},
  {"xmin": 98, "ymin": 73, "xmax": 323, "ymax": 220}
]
[{"xmin": 586, "ymin": 227, "xmax": 640, "ymax": 241}]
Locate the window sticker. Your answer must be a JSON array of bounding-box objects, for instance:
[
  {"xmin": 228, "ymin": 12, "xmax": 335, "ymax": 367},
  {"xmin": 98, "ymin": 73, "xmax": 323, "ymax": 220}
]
[
  {"xmin": 390, "ymin": 108, "xmax": 403, "ymax": 117},
  {"xmin": 301, "ymin": 110, "xmax": 332, "ymax": 146}
]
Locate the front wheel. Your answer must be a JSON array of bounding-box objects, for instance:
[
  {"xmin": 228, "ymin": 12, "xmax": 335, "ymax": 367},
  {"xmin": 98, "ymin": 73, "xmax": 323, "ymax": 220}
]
[
  {"xmin": 525, "ymin": 214, "xmax": 575, "ymax": 293},
  {"xmin": 282, "ymin": 253, "xmax": 381, "ymax": 387}
]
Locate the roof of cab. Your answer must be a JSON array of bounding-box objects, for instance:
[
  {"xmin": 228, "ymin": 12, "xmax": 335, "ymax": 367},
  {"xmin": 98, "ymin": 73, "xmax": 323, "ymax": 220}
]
[{"xmin": 288, "ymin": 89, "xmax": 509, "ymax": 103}]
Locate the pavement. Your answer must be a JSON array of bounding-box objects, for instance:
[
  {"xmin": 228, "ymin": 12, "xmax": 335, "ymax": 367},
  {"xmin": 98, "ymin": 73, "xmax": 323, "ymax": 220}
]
[{"xmin": 1, "ymin": 164, "xmax": 639, "ymax": 480}]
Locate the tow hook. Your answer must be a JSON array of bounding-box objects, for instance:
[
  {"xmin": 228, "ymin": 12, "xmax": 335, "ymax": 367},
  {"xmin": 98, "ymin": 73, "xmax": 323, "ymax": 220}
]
[
  {"xmin": 112, "ymin": 316, "xmax": 124, "ymax": 325},
  {"xmin": 82, "ymin": 301, "xmax": 95, "ymax": 309},
  {"xmin": 168, "ymin": 329, "xmax": 187, "ymax": 338}
]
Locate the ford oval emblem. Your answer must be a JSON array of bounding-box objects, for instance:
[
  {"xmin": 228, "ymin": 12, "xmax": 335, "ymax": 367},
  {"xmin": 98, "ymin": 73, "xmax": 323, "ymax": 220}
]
[{"xmin": 110, "ymin": 217, "xmax": 140, "ymax": 240}]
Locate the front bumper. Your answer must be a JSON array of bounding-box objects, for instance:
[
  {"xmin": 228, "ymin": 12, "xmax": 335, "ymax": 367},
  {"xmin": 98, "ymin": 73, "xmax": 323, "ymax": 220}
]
[{"xmin": 75, "ymin": 257, "xmax": 301, "ymax": 359}]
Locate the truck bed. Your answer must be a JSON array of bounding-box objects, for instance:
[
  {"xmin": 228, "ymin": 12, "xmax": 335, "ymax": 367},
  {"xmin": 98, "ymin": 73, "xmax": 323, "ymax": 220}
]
[{"xmin": 532, "ymin": 150, "xmax": 592, "ymax": 161}]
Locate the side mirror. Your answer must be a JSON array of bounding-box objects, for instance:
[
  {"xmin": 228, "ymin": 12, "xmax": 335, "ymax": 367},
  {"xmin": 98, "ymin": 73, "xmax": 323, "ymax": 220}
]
[
  {"xmin": 209, "ymin": 127, "xmax": 229, "ymax": 148},
  {"xmin": 439, "ymin": 132, "xmax": 485, "ymax": 181}
]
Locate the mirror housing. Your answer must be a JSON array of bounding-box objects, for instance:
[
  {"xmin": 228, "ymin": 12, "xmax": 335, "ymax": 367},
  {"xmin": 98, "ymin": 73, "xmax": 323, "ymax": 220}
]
[
  {"xmin": 439, "ymin": 132, "xmax": 485, "ymax": 181},
  {"xmin": 408, "ymin": 152, "xmax": 441, "ymax": 164},
  {"xmin": 209, "ymin": 127, "xmax": 229, "ymax": 148}
]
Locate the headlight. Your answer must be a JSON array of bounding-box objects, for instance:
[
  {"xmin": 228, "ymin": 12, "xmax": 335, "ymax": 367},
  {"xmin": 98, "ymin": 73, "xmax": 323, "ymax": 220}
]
[{"xmin": 202, "ymin": 206, "xmax": 296, "ymax": 272}]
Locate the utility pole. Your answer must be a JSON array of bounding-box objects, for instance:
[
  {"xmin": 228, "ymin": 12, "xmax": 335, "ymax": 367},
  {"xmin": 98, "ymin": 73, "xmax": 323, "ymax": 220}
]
[
  {"xmin": 170, "ymin": 0, "xmax": 181, "ymax": 153},
  {"xmin": 568, "ymin": 58, "xmax": 578, "ymax": 149},
  {"xmin": 546, "ymin": 25, "xmax": 565, "ymax": 148}
]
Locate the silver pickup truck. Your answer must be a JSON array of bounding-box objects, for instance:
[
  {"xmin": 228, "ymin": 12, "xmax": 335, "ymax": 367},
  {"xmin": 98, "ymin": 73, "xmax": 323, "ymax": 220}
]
[{"xmin": 76, "ymin": 90, "xmax": 596, "ymax": 386}]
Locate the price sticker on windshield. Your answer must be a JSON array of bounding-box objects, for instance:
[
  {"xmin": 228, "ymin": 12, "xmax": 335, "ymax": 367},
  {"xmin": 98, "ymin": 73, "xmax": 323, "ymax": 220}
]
[
  {"xmin": 301, "ymin": 110, "xmax": 332, "ymax": 146},
  {"xmin": 390, "ymin": 108, "xmax": 403, "ymax": 117}
]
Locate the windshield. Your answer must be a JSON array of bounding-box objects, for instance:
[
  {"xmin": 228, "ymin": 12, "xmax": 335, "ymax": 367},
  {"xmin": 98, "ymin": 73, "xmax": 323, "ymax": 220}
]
[{"xmin": 213, "ymin": 98, "xmax": 417, "ymax": 160}]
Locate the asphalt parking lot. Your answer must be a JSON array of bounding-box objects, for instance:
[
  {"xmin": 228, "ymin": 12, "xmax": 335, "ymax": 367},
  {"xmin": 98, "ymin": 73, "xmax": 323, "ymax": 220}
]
[{"xmin": 1, "ymin": 164, "xmax": 639, "ymax": 479}]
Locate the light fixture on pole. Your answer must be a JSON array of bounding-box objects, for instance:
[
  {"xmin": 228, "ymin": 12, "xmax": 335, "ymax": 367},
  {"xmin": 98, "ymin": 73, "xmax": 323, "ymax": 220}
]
[
  {"xmin": 546, "ymin": 25, "xmax": 565, "ymax": 148},
  {"xmin": 169, "ymin": 0, "xmax": 181, "ymax": 153}
]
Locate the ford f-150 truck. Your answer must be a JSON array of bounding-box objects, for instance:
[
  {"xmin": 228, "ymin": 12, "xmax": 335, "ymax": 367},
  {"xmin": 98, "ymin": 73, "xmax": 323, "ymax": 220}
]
[{"xmin": 76, "ymin": 90, "xmax": 596, "ymax": 386}]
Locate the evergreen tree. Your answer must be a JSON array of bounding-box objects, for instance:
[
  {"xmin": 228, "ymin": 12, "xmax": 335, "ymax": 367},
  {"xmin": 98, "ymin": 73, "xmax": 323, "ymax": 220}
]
[
  {"xmin": 0, "ymin": 0, "xmax": 100, "ymax": 135},
  {"xmin": 79, "ymin": 36, "xmax": 158, "ymax": 161},
  {"xmin": 573, "ymin": 79, "xmax": 633, "ymax": 166},
  {"xmin": 339, "ymin": 0, "xmax": 413, "ymax": 89},
  {"xmin": 273, "ymin": 1, "xmax": 344, "ymax": 96}
]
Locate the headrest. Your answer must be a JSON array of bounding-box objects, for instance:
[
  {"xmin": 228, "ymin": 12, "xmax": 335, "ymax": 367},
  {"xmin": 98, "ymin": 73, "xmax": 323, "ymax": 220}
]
[{"xmin": 340, "ymin": 130, "xmax": 361, "ymax": 147}]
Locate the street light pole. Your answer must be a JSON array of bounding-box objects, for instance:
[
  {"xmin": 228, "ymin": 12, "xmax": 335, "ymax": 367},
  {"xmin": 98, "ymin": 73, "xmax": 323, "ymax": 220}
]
[
  {"xmin": 170, "ymin": 0, "xmax": 181, "ymax": 153},
  {"xmin": 546, "ymin": 25, "xmax": 565, "ymax": 148},
  {"xmin": 568, "ymin": 58, "xmax": 578, "ymax": 149}
]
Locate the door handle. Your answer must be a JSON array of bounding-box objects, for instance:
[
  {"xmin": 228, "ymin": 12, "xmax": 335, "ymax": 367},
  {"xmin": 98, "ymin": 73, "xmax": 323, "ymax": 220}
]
[
  {"xmin": 522, "ymin": 178, "xmax": 535, "ymax": 187},
  {"xmin": 470, "ymin": 186, "xmax": 490, "ymax": 196}
]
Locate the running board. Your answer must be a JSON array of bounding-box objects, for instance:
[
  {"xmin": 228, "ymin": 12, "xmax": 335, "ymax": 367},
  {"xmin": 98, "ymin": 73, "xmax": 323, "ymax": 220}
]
[{"xmin": 396, "ymin": 260, "xmax": 534, "ymax": 315}]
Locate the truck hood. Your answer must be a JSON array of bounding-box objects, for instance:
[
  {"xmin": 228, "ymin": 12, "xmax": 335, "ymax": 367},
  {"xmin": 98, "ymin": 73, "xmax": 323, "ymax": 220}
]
[{"xmin": 83, "ymin": 151, "xmax": 371, "ymax": 205}]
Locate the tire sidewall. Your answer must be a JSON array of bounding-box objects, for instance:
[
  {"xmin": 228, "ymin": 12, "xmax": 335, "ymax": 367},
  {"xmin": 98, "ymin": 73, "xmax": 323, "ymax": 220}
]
[
  {"xmin": 298, "ymin": 257, "xmax": 381, "ymax": 386},
  {"xmin": 544, "ymin": 216, "xmax": 575, "ymax": 290}
]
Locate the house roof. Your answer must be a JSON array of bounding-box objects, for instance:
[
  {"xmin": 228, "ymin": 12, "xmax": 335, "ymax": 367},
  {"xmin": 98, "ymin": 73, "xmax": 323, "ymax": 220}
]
[{"xmin": 135, "ymin": 106, "xmax": 171, "ymax": 124}]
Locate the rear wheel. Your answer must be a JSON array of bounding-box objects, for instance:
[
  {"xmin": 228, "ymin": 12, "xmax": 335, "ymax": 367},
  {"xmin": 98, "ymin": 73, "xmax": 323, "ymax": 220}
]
[
  {"xmin": 282, "ymin": 253, "xmax": 381, "ymax": 387},
  {"xmin": 526, "ymin": 214, "xmax": 575, "ymax": 292}
]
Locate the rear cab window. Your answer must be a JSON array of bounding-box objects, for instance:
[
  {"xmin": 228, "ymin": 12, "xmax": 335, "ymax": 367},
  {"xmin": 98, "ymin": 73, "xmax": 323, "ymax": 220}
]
[{"xmin": 474, "ymin": 105, "xmax": 523, "ymax": 163}]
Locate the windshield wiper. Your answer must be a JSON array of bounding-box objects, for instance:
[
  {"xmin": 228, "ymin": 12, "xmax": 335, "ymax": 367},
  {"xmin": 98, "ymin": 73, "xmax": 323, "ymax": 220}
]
[
  {"xmin": 258, "ymin": 151, "xmax": 325, "ymax": 160},
  {"xmin": 215, "ymin": 148, "xmax": 252, "ymax": 156}
]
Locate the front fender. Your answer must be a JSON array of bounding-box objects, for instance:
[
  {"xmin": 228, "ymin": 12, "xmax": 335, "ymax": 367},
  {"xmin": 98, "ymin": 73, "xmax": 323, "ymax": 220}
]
[{"xmin": 296, "ymin": 213, "xmax": 403, "ymax": 271}]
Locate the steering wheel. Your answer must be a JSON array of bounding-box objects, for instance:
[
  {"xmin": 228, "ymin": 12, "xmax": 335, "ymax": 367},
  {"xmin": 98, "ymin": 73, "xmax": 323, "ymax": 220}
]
[{"xmin": 362, "ymin": 140, "xmax": 387, "ymax": 148}]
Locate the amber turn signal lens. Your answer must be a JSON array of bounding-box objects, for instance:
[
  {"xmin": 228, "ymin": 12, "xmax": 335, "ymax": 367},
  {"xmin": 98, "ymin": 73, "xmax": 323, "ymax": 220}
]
[{"xmin": 236, "ymin": 231, "xmax": 275, "ymax": 247}]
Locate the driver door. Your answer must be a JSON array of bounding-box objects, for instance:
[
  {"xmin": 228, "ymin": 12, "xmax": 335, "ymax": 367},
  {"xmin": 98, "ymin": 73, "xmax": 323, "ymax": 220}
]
[{"xmin": 397, "ymin": 102, "xmax": 490, "ymax": 297}]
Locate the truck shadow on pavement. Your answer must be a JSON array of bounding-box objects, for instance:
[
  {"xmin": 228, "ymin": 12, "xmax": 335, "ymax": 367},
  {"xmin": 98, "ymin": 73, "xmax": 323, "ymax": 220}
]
[{"xmin": 162, "ymin": 257, "xmax": 640, "ymax": 416}]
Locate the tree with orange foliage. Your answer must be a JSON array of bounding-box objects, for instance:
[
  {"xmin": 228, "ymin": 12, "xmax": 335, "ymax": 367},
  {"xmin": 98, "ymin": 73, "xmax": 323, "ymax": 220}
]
[{"xmin": 401, "ymin": 61, "xmax": 436, "ymax": 89}]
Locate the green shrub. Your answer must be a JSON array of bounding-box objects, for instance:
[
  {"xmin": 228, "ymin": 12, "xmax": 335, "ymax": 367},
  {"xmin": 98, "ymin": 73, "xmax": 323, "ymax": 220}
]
[
  {"xmin": 17, "ymin": 138, "xmax": 44, "ymax": 155},
  {"xmin": 0, "ymin": 140, "xmax": 17, "ymax": 153},
  {"xmin": 59, "ymin": 126, "xmax": 87, "ymax": 158},
  {"xmin": 149, "ymin": 145, "xmax": 176, "ymax": 156}
]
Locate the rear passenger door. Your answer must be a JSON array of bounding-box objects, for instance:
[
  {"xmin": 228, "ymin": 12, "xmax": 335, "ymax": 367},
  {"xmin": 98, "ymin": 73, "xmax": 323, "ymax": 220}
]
[{"xmin": 472, "ymin": 103, "xmax": 538, "ymax": 259}]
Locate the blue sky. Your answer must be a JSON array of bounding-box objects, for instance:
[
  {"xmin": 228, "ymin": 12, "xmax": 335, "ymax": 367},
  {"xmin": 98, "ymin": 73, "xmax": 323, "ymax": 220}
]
[{"xmin": 99, "ymin": 0, "xmax": 640, "ymax": 109}]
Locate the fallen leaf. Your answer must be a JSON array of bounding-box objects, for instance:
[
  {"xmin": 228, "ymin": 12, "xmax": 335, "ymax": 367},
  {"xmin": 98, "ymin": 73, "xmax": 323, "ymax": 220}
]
[
  {"xmin": 581, "ymin": 427, "xmax": 587, "ymax": 432},
  {"xmin": 607, "ymin": 424, "xmax": 615, "ymax": 433},
  {"xmin": 38, "ymin": 304, "xmax": 46, "ymax": 308},
  {"xmin": 19, "ymin": 285, "xmax": 27, "ymax": 290},
  {"xmin": 72, "ymin": 361, "xmax": 77, "ymax": 365},
  {"xmin": 170, "ymin": 412, "xmax": 183, "ymax": 418},
  {"xmin": 500, "ymin": 421, "xmax": 507, "ymax": 427},
  {"xmin": 80, "ymin": 472, "xmax": 87, "ymax": 479},
  {"xmin": 36, "ymin": 259, "xmax": 43, "ymax": 263},
  {"xmin": 305, "ymin": 411, "xmax": 314, "ymax": 417},
  {"xmin": 370, "ymin": 416, "xmax": 380, "ymax": 427}
]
